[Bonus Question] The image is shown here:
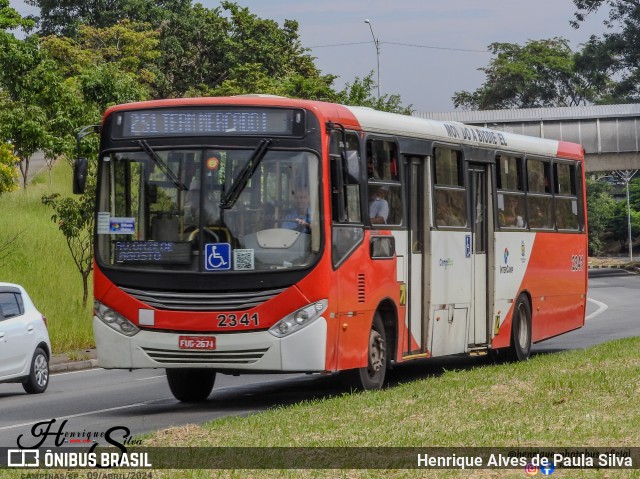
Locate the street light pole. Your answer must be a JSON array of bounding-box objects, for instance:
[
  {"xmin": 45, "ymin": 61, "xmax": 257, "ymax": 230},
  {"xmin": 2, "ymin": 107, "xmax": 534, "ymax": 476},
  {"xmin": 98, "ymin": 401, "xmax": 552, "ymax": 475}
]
[
  {"xmin": 364, "ymin": 19, "xmax": 380, "ymax": 99},
  {"xmin": 624, "ymin": 171, "xmax": 633, "ymax": 262},
  {"xmin": 617, "ymin": 169, "xmax": 637, "ymax": 262}
]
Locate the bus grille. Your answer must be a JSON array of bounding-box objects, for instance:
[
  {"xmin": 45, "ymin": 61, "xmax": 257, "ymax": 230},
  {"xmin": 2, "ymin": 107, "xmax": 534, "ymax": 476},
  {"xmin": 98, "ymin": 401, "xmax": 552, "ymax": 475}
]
[
  {"xmin": 121, "ymin": 287, "xmax": 286, "ymax": 311},
  {"xmin": 141, "ymin": 347, "xmax": 269, "ymax": 365}
]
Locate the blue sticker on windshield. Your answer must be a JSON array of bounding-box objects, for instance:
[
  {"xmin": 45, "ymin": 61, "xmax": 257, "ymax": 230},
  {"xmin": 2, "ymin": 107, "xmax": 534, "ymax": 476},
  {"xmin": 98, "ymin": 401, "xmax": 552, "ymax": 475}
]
[
  {"xmin": 204, "ymin": 243, "xmax": 231, "ymax": 271},
  {"xmin": 109, "ymin": 217, "xmax": 135, "ymax": 235}
]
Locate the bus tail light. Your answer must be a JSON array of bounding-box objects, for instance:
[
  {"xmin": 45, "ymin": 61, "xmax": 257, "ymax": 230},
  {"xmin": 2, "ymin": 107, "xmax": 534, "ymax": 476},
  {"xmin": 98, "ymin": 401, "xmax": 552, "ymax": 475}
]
[
  {"xmin": 269, "ymin": 300, "xmax": 328, "ymax": 338},
  {"xmin": 94, "ymin": 301, "xmax": 140, "ymax": 337}
]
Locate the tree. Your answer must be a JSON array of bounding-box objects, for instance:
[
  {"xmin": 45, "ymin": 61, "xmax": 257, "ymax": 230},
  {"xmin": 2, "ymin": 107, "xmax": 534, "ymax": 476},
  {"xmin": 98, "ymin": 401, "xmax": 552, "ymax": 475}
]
[
  {"xmin": 338, "ymin": 72, "xmax": 413, "ymax": 114},
  {"xmin": 572, "ymin": 0, "xmax": 640, "ymax": 103},
  {"xmin": 0, "ymin": 33, "xmax": 73, "ymax": 187},
  {"xmin": 0, "ymin": 142, "xmax": 19, "ymax": 194},
  {"xmin": 42, "ymin": 171, "xmax": 96, "ymax": 307},
  {"xmin": 452, "ymin": 38, "xmax": 609, "ymax": 110},
  {"xmin": 27, "ymin": 1, "xmax": 342, "ymax": 101},
  {"xmin": 629, "ymin": 176, "xmax": 640, "ymax": 211},
  {"xmin": 608, "ymin": 200, "xmax": 640, "ymax": 252},
  {"xmin": 0, "ymin": 0, "xmax": 34, "ymax": 31},
  {"xmin": 585, "ymin": 177, "xmax": 616, "ymax": 255},
  {"xmin": 41, "ymin": 20, "xmax": 160, "ymax": 92},
  {"xmin": 24, "ymin": 0, "xmax": 128, "ymax": 36}
]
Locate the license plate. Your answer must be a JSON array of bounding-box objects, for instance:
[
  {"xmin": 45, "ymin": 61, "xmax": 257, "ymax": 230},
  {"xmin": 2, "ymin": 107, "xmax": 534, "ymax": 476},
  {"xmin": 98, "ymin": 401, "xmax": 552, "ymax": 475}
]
[{"xmin": 178, "ymin": 336, "xmax": 216, "ymax": 350}]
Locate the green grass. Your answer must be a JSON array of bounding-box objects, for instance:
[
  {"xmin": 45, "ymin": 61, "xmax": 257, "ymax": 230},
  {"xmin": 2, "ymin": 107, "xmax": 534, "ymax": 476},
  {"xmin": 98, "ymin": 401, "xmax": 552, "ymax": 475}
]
[
  {"xmin": 0, "ymin": 161, "xmax": 93, "ymax": 352},
  {"xmin": 136, "ymin": 337, "xmax": 640, "ymax": 478}
]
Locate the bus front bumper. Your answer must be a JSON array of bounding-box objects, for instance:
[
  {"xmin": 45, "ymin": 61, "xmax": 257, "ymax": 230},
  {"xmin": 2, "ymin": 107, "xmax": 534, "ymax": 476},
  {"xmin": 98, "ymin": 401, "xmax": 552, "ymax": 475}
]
[{"xmin": 93, "ymin": 316, "xmax": 327, "ymax": 372}]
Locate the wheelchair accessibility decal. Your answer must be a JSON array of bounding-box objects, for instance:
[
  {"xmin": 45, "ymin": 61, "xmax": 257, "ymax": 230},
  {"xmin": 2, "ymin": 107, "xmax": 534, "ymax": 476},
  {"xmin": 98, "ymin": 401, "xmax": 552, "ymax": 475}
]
[{"xmin": 204, "ymin": 243, "xmax": 231, "ymax": 271}]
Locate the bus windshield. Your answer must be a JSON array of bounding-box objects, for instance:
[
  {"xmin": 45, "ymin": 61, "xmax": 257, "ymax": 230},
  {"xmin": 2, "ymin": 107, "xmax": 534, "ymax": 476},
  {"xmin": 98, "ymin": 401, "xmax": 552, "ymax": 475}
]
[{"xmin": 95, "ymin": 147, "xmax": 321, "ymax": 272}]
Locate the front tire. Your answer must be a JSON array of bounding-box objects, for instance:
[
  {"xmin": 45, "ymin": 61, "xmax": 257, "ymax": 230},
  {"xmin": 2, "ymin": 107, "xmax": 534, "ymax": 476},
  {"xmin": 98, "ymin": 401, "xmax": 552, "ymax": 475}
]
[
  {"xmin": 342, "ymin": 313, "xmax": 387, "ymax": 390},
  {"xmin": 23, "ymin": 347, "xmax": 49, "ymax": 394},
  {"xmin": 507, "ymin": 295, "xmax": 532, "ymax": 361},
  {"xmin": 166, "ymin": 368, "xmax": 216, "ymax": 402}
]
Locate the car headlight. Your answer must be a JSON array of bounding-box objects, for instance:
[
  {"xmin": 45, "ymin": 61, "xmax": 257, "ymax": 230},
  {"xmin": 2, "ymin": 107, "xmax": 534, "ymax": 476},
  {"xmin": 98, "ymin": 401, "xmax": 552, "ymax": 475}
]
[
  {"xmin": 94, "ymin": 301, "xmax": 140, "ymax": 337},
  {"xmin": 269, "ymin": 300, "xmax": 328, "ymax": 338}
]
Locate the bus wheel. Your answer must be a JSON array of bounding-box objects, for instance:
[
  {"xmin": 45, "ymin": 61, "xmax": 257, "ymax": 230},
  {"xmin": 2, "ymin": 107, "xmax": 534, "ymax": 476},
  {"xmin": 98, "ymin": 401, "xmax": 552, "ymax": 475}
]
[
  {"xmin": 166, "ymin": 368, "xmax": 216, "ymax": 402},
  {"xmin": 507, "ymin": 295, "xmax": 532, "ymax": 361},
  {"xmin": 343, "ymin": 313, "xmax": 387, "ymax": 390}
]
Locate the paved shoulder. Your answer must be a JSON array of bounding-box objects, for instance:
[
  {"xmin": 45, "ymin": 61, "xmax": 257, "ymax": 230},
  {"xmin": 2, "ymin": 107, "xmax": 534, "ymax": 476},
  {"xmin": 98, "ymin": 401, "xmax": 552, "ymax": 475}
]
[{"xmin": 50, "ymin": 349, "xmax": 98, "ymax": 373}]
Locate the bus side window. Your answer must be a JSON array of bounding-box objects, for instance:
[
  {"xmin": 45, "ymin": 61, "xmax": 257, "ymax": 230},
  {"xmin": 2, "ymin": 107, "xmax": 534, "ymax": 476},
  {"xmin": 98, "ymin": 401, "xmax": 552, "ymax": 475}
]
[
  {"xmin": 331, "ymin": 131, "xmax": 364, "ymax": 266},
  {"xmin": 434, "ymin": 189, "xmax": 466, "ymax": 227},
  {"xmin": 433, "ymin": 147, "xmax": 466, "ymax": 228},
  {"xmin": 496, "ymin": 154, "xmax": 526, "ymax": 229},
  {"xmin": 554, "ymin": 162, "xmax": 580, "ymax": 231},
  {"xmin": 366, "ymin": 139, "xmax": 402, "ymax": 227},
  {"xmin": 527, "ymin": 158, "xmax": 554, "ymax": 230}
]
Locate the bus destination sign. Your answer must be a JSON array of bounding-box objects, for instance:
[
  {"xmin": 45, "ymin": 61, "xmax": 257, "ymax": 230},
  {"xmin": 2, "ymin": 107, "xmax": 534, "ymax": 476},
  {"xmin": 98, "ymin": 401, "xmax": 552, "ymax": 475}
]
[
  {"xmin": 115, "ymin": 107, "xmax": 304, "ymax": 138},
  {"xmin": 115, "ymin": 241, "xmax": 192, "ymax": 265}
]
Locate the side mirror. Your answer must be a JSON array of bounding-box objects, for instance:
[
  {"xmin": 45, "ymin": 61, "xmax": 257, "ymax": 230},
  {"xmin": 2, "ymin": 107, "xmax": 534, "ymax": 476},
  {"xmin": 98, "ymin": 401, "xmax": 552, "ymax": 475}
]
[{"xmin": 73, "ymin": 157, "xmax": 88, "ymax": 194}]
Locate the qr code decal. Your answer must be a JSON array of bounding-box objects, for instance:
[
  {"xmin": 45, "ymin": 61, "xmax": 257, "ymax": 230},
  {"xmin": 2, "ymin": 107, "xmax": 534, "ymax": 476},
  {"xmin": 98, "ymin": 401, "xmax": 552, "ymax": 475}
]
[{"xmin": 234, "ymin": 249, "xmax": 255, "ymax": 270}]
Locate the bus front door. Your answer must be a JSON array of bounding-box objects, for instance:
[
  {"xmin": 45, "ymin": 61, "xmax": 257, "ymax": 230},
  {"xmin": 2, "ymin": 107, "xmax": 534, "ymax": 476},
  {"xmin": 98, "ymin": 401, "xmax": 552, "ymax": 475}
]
[{"xmin": 468, "ymin": 164, "xmax": 489, "ymax": 346}]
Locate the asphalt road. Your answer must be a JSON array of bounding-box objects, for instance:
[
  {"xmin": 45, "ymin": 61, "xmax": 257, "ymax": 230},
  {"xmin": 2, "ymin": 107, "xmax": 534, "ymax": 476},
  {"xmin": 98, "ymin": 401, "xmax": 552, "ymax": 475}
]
[{"xmin": 0, "ymin": 272, "xmax": 638, "ymax": 448}]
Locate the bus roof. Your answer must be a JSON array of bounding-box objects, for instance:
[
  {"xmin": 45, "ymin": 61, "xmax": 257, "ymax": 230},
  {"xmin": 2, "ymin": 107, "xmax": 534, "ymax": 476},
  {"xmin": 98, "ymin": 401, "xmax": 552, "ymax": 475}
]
[
  {"xmin": 102, "ymin": 96, "xmax": 584, "ymax": 161},
  {"xmin": 344, "ymin": 105, "xmax": 584, "ymax": 161}
]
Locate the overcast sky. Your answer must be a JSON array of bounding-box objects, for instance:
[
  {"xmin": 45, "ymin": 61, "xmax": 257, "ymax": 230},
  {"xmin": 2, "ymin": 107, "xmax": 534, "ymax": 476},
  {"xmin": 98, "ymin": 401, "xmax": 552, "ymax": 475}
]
[{"xmin": 11, "ymin": 0, "xmax": 610, "ymax": 112}]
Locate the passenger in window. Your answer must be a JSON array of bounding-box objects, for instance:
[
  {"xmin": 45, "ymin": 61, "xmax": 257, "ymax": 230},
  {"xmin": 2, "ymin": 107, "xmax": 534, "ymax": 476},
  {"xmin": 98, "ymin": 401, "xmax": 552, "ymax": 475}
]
[
  {"xmin": 282, "ymin": 187, "xmax": 312, "ymax": 233},
  {"xmin": 369, "ymin": 186, "xmax": 389, "ymax": 224},
  {"xmin": 436, "ymin": 192, "xmax": 465, "ymax": 227},
  {"xmin": 529, "ymin": 202, "xmax": 550, "ymax": 229},
  {"xmin": 500, "ymin": 196, "xmax": 524, "ymax": 228},
  {"xmin": 367, "ymin": 157, "xmax": 381, "ymax": 180}
]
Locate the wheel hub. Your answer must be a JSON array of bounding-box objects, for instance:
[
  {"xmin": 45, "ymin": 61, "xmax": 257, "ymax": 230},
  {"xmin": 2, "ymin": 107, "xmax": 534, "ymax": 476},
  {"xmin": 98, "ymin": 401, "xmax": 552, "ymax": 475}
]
[{"xmin": 368, "ymin": 330, "xmax": 386, "ymax": 374}]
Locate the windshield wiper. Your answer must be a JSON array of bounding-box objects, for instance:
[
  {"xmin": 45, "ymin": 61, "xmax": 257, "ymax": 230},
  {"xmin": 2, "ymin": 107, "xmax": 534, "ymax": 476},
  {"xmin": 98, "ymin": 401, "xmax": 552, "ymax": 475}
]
[
  {"xmin": 219, "ymin": 138, "xmax": 272, "ymax": 209},
  {"xmin": 138, "ymin": 140, "xmax": 186, "ymax": 191}
]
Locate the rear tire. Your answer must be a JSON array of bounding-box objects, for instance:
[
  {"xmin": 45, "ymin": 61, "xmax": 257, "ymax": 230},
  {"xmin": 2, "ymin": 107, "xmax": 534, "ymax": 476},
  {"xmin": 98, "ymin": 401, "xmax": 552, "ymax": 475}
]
[
  {"xmin": 22, "ymin": 347, "xmax": 49, "ymax": 394},
  {"xmin": 166, "ymin": 368, "xmax": 216, "ymax": 402},
  {"xmin": 342, "ymin": 313, "xmax": 387, "ymax": 391},
  {"xmin": 506, "ymin": 295, "xmax": 532, "ymax": 361}
]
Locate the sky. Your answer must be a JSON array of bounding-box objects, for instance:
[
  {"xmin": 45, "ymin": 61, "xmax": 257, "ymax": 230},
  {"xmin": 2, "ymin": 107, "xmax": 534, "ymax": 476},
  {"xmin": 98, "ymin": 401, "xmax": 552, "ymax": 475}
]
[{"xmin": 10, "ymin": 0, "xmax": 610, "ymax": 112}]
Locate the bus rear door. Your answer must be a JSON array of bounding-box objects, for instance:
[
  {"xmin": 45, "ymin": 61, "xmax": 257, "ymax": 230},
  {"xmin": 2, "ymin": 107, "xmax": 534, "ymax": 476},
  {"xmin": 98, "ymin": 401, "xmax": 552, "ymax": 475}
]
[{"xmin": 468, "ymin": 163, "xmax": 490, "ymax": 347}]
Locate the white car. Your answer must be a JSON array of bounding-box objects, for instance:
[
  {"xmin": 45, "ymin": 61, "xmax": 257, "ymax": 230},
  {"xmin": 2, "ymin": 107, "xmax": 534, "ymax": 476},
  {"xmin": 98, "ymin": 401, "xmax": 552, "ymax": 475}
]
[{"xmin": 0, "ymin": 282, "xmax": 51, "ymax": 394}]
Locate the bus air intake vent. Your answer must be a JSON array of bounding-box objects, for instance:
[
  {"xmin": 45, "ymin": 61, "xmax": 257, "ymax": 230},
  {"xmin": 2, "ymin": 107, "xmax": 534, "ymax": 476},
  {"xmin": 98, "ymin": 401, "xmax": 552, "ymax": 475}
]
[
  {"xmin": 358, "ymin": 273, "xmax": 366, "ymax": 303},
  {"xmin": 121, "ymin": 287, "xmax": 286, "ymax": 311},
  {"xmin": 141, "ymin": 346, "xmax": 269, "ymax": 365}
]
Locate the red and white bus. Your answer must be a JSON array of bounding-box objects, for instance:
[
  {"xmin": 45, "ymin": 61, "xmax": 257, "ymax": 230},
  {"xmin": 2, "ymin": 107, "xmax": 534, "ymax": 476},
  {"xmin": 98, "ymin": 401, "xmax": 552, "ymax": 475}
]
[{"xmin": 74, "ymin": 96, "xmax": 588, "ymax": 401}]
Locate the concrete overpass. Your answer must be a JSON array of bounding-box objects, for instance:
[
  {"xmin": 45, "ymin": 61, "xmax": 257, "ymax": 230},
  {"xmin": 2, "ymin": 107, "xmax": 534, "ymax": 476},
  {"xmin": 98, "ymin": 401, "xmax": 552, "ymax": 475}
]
[{"xmin": 415, "ymin": 104, "xmax": 640, "ymax": 172}]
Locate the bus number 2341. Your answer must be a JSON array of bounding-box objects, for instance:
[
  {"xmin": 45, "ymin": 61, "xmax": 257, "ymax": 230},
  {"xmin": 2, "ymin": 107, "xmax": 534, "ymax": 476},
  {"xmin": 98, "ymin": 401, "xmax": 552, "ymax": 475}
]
[{"xmin": 217, "ymin": 313, "xmax": 259, "ymax": 328}]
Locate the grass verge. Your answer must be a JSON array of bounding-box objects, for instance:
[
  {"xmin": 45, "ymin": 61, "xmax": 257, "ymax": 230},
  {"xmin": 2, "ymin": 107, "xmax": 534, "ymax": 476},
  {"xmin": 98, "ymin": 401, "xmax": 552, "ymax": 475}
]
[
  {"xmin": 135, "ymin": 337, "xmax": 639, "ymax": 478},
  {"xmin": 0, "ymin": 161, "xmax": 93, "ymax": 352}
]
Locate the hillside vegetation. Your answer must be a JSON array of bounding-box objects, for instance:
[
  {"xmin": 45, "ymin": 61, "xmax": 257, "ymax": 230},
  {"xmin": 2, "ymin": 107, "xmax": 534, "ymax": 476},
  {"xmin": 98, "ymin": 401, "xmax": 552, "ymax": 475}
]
[{"xmin": 0, "ymin": 161, "xmax": 93, "ymax": 352}]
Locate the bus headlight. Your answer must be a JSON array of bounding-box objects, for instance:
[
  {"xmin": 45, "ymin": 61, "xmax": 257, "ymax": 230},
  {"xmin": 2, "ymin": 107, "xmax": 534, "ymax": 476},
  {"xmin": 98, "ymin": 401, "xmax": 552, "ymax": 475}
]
[
  {"xmin": 269, "ymin": 300, "xmax": 328, "ymax": 338},
  {"xmin": 94, "ymin": 301, "xmax": 140, "ymax": 337}
]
